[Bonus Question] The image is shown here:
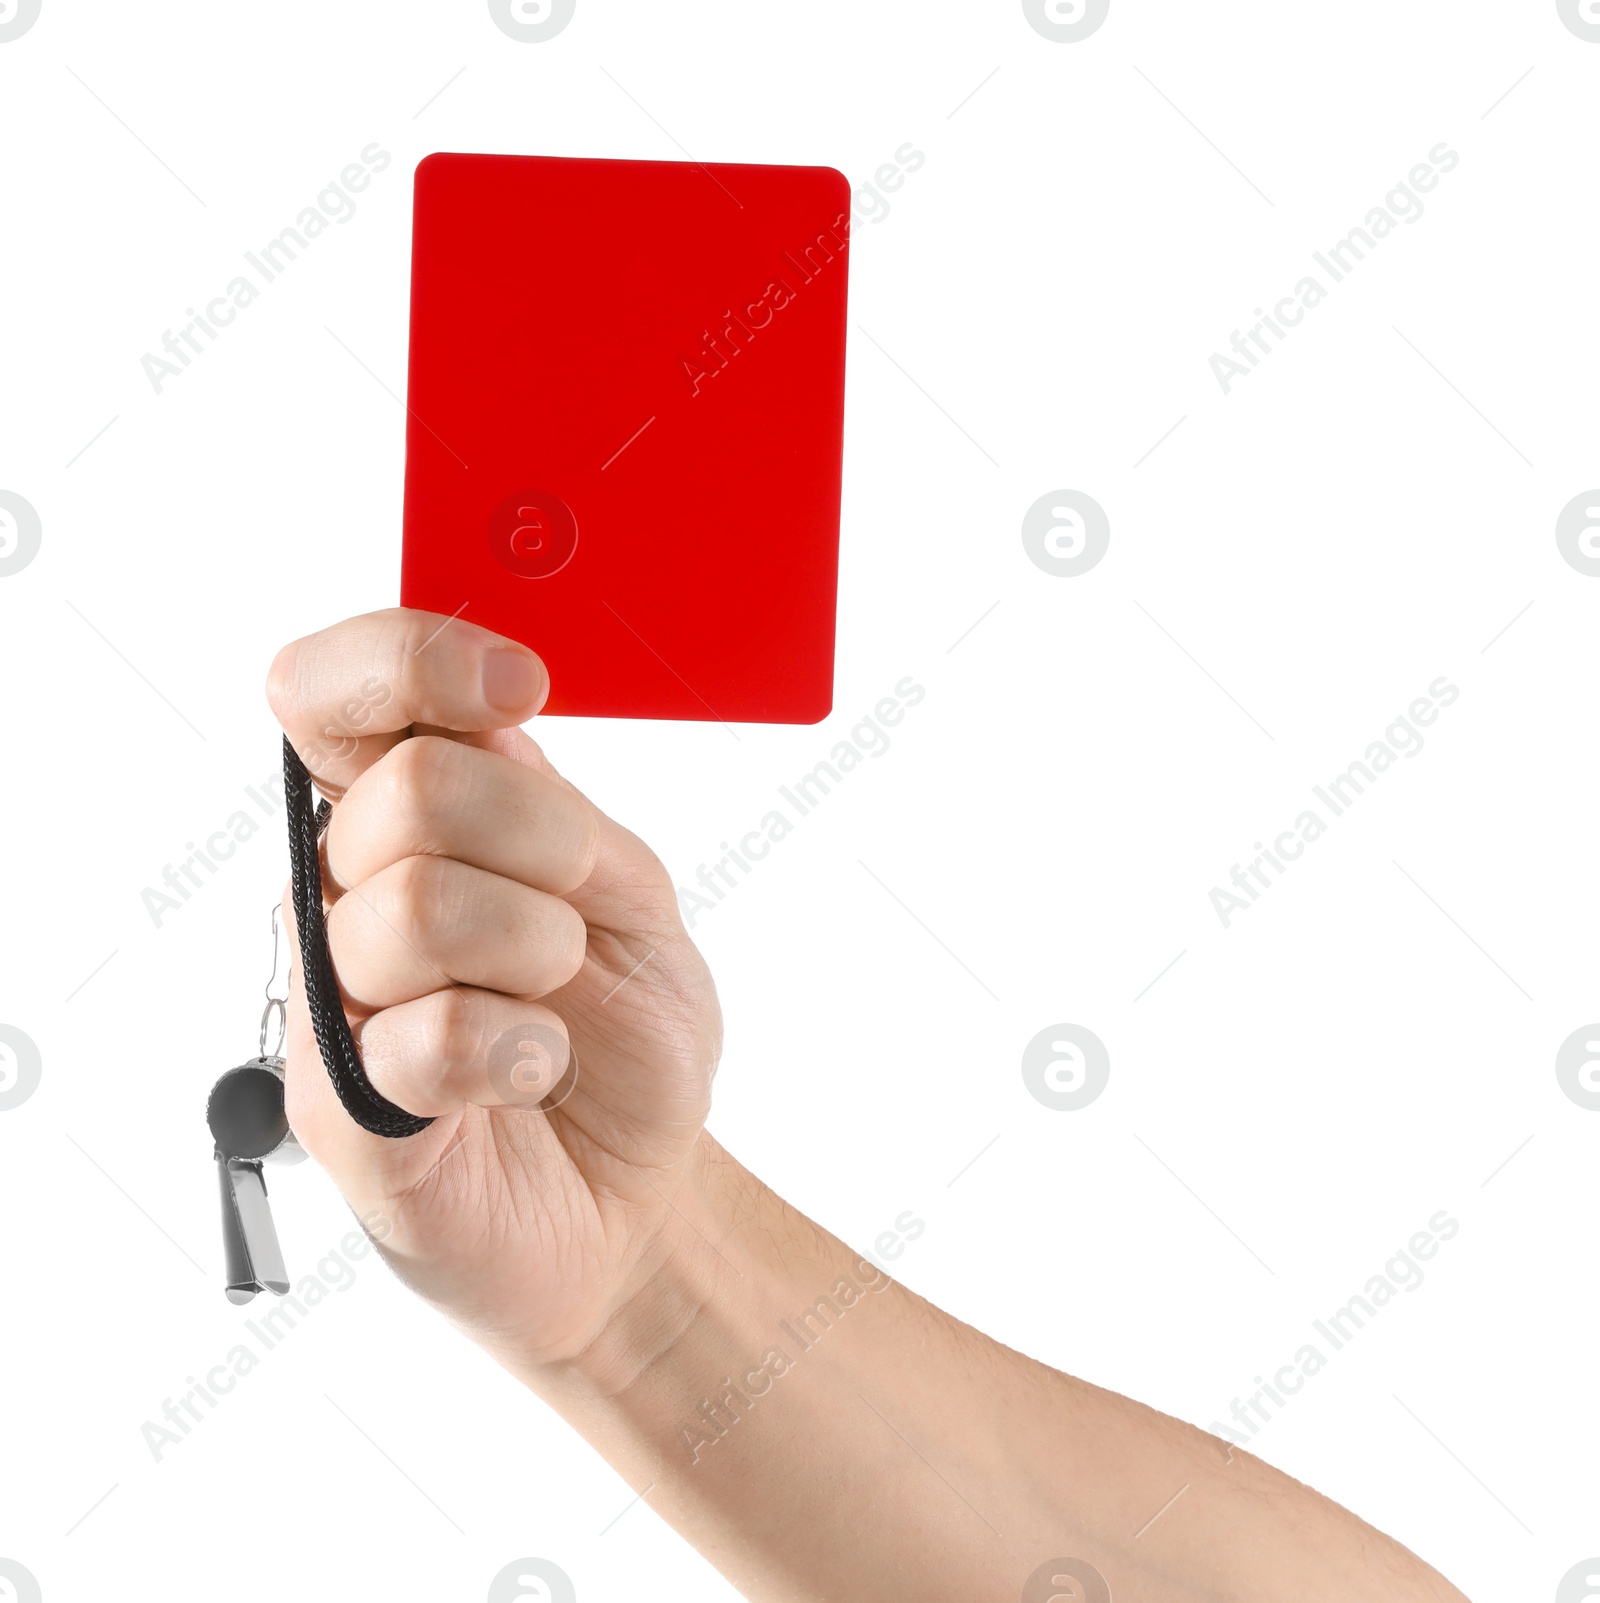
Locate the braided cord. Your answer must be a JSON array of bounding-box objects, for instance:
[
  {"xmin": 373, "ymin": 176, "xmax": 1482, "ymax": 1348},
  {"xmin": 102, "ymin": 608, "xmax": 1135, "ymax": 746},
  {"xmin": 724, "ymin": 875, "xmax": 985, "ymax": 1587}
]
[{"xmin": 284, "ymin": 736, "xmax": 433, "ymax": 1139}]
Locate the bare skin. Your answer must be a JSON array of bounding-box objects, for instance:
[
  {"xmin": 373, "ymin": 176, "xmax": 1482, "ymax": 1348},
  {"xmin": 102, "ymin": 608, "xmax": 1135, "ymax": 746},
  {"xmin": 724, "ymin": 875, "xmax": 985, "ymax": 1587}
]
[{"xmin": 269, "ymin": 607, "xmax": 1472, "ymax": 1603}]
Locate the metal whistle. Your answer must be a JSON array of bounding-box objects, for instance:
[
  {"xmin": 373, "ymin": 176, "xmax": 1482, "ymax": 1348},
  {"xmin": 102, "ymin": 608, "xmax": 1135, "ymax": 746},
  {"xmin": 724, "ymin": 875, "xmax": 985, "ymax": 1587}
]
[
  {"xmin": 207, "ymin": 1055, "xmax": 303, "ymax": 1303},
  {"xmin": 207, "ymin": 903, "xmax": 304, "ymax": 1302}
]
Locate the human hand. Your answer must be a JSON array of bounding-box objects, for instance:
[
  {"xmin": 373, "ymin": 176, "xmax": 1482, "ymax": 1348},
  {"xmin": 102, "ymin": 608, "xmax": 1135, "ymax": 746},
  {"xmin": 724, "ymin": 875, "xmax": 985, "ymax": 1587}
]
[{"xmin": 268, "ymin": 608, "xmax": 721, "ymax": 1373}]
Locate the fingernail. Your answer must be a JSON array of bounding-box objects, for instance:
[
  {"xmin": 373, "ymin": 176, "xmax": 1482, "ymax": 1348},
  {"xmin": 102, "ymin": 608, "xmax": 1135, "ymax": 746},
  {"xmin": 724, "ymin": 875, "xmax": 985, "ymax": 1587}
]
[{"xmin": 482, "ymin": 648, "xmax": 542, "ymax": 712}]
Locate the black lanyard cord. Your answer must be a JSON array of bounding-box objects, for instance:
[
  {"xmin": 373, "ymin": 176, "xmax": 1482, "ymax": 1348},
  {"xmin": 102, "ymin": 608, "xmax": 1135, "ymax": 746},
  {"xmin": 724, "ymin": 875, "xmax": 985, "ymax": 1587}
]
[{"xmin": 284, "ymin": 736, "xmax": 434, "ymax": 1139}]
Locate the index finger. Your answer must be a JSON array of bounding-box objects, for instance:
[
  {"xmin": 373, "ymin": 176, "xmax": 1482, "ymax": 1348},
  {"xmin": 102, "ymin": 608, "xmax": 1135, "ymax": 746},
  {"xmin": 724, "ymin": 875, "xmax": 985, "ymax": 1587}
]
[{"xmin": 266, "ymin": 608, "xmax": 548, "ymax": 797}]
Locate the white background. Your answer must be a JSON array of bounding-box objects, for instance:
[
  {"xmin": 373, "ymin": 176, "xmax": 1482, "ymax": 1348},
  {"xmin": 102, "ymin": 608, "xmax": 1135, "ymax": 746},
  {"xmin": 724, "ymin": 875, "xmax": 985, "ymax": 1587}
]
[{"xmin": 1, "ymin": 2, "xmax": 1595, "ymax": 1600}]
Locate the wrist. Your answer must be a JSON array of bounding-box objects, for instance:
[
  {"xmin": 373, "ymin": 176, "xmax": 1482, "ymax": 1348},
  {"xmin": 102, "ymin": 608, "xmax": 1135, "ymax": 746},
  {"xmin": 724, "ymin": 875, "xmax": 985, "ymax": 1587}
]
[
  {"xmin": 513, "ymin": 1134, "xmax": 795, "ymax": 1401},
  {"xmin": 503, "ymin": 1136, "xmax": 994, "ymax": 1602}
]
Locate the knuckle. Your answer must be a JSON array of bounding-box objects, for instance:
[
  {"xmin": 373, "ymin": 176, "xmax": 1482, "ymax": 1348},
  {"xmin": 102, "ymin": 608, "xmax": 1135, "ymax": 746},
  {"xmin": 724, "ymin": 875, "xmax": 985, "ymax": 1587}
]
[
  {"xmin": 398, "ymin": 608, "xmax": 445, "ymax": 662},
  {"xmin": 526, "ymin": 787, "xmax": 601, "ymax": 894},
  {"xmin": 566, "ymin": 804, "xmax": 602, "ymax": 889},
  {"xmin": 626, "ymin": 832, "xmax": 675, "ymax": 899},
  {"xmin": 551, "ymin": 900, "xmax": 590, "ymax": 982},
  {"xmin": 393, "ymin": 612, "xmax": 441, "ymax": 709},
  {"xmin": 515, "ymin": 897, "xmax": 587, "ymax": 993},
  {"xmin": 626, "ymin": 842, "xmax": 682, "ymax": 920},
  {"xmin": 379, "ymin": 736, "xmax": 463, "ymax": 845},
  {"xmin": 265, "ymin": 641, "xmax": 303, "ymax": 724},
  {"xmin": 418, "ymin": 988, "xmax": 485, "ymax": 1080},
  {"xmin": 383, "ymin": 852, "xmax": 455, "ymax": 940}
]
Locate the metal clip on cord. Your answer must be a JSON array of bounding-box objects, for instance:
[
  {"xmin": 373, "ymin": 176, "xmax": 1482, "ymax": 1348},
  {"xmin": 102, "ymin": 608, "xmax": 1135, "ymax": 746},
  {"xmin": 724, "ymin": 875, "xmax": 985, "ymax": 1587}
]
[{"xmin": 283, "ymin": 734, "xmax": 434, "ymax": 1140}]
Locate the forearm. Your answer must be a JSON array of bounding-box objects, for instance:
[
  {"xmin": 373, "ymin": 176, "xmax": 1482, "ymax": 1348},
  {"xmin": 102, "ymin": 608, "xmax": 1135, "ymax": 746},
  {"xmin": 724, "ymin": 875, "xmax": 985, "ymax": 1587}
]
[{"xmin": 503, "ymin": 1136, "xmax": 1469, "ymax": 1603}]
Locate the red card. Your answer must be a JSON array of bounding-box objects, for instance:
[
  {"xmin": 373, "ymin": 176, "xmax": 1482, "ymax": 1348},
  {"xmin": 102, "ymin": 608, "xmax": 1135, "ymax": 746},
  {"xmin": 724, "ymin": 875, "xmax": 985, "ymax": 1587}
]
[{"xmin": 400, "ymin": 152, "xmax": 851, "ymax": 724}]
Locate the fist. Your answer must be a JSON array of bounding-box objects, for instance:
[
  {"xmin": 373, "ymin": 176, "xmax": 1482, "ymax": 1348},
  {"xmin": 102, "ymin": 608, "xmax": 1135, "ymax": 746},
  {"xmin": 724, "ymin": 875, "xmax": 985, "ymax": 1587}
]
[{"xmin": 267, "ymin": 609, "xmax": 721, "ymax": 1367}]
